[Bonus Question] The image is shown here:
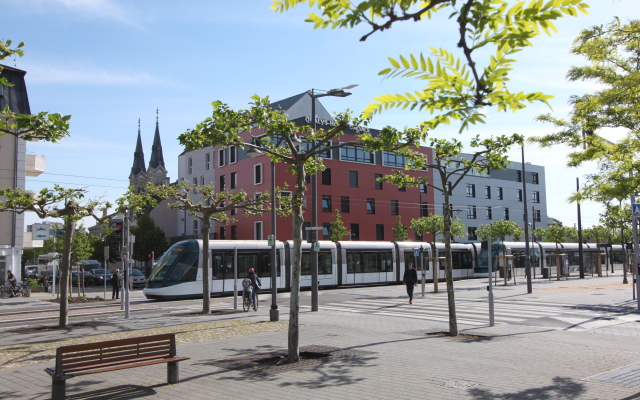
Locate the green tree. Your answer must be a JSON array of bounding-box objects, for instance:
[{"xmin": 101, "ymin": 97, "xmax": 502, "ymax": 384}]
[
  {"xmin": 410, "ymin": 214, "xmax": 466, "ymax": 243},
  {"xmin": 130, "ymin": 214, "xmax": 169, "ymax": 262},
  {"xmin": 476, "ymin": 220, "xmax": 524, "ymax": 244},
  {"xmin": 582, "ymin": 225, "xmax": 611, "ymax": 244},
  {"xmin": 392, "ymin": 216, "xmax": 408, "ymax": 242},
  {"xmin": 273, "ymin": 0, "xmax": 587, "ymax": 132},
  {"xmin": 179, "ymin": 95, "xmax": 423, "ymax": 361},
  {"xmin": 0, "ymin": 40, "xmax": 70, "ymax": 142},
  {"xmin": 531, "ymin": 19, "xmax": 640, "ymax": 215},
  {"xmin": 328, "ymin": 210, "xmax": 350, "ymax": 241},
  {"xmin": 138, "ymin": 182, "xmax": 270, "ymax": 315}
]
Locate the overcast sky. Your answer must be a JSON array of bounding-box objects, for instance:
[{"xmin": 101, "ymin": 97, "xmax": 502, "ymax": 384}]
[{"xmin": 2, "ymin": 0, "xmax": 637, "ymax": 229}]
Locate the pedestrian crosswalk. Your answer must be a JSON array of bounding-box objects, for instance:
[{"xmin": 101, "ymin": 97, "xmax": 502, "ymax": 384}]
[{"xmin": 305, "ymin": 295, "xmax": 630, "ymax": 330}]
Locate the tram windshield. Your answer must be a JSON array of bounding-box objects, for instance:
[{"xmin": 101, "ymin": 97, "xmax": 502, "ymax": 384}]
[
  {"xmin": 148, "ymin": 241, "xmax": 199, "ymax": 284},
  {"xmin": 475, "ymin": 244, "xmax": 502, "ymax": 273}
]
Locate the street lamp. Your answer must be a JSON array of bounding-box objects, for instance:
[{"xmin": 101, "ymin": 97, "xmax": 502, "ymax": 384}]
[
  {"xmin": 246, "ymin": 133, "xmax": 301, "ymax": 321},
  {"xmin": 307, "ymin": 85, "xmax": 357, "ymax": 312}
]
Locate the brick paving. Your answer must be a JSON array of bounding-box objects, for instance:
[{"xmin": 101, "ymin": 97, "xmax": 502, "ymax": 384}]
[{"xmin": 2, "ymin": 274, "xmax": 640, "ymax": 399}]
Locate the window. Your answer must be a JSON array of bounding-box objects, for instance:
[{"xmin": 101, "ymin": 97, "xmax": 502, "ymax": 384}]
[
  {"xmin": 322, "ymin": 169, "xmax": 332, "ymax": 185},
  {"xmin": 254, "ymin": 221, "xmax": 263, "ymax": 240},
  {"xmin": 218, "ymin": 149, "xmax": 225, "ymax": 167},
  {"xmin": 533, "ymin": 191, "xmax": 540, "ymax": 203},
  {"xmin": 322, "ymin": 195, "xmax": 332, "ymax": 212},
  {"xmin": 206, "ymin": 199, "xmax": 211, "ymax": 207},
  {"xmin": 205, "ymin": 153, "xmax": 211, "ymax": 170},
  {"xmin": 192, "ymin": 177, "xmax": 198, "ymax": 193},
  {"xmin": 231, "ymin": 207, "xmax": 237, "ymax": 216},
  {"xmin": 485, "ymin": 185, "xmax": 491, "ymax": 199},
  {"xmin": 504, "ymin": 207, "xmax": 510, "ymax": 220},
  {"xmin": 351, "ymin": 224, "xmax": 360, "ymax": 240},
  {"xmin": 467, "ymin": 205, "xmax": 476, "ymax": 219},
  {"xmin": 193, "ymin": 220, "xmax": 199, "ymax": 235},
  {"xmin": 341, "ymin": 145, "xmax": 374, "ymax": 164},
  {"xmin": 341, "ymin": 197, "xmax": 350, "ymax": 213},
  {"xmin": 231, "ymin": 226, "xmax": 238, "ymax": 240},
  {"xmin": 200, "ymin": 176, "xmax": 205, "ymax": 186},
  {"xmin": 231, "ymin": 172, "xmax": 237, "ymax": 189},
  {"xmin": 219, "ymin": 175, "xmax": 226, "ymax": 191},
  {"xmin": 376, "ymin": 224, "xmax": 384, "ymax": 240},
  {"xmin": 391, "ymin": 200, "xmax": 399, "ymax": 216},
  {"xmin": 421, "ymin": 202, "xmax": 428, "ymax": 217},
  {"xmin": 302, "ymin": 222, "xmax": 311, "ymax": 241},
  {"xmin": 399, "ymin": 185, "xmax": 406, "ymax": 192},
  {"xmin": 497, "ymin": 187, "xmax": 503, "ymax": 200},
  {"xmin": 188, "ymin": 158, "xmax": 193, "ymax": 174},
  {"xmin": 517, "ymin": 189, "xmax": 523, "ymax": 202},
  {"xmin": 486, "ymin": 207, "xmax": 492, "ymax": 220},
  {"xmin": 466, "ymin": 183, "xmax": 476, "ymax": 198},
  {"xmin": 300, "ymin": 137, "xmax": 331, "ymax": 158},
  {"xmin": 367, "ymin": 198, "xmax": 376, "ymax": 214},
  {"xmin": 534, "ymin": 209, "xmax": 541, "ymax": 222},
  {"xmin": 375, "ymin": 174, "xmax": 383, "ymax": 190},
  {"xmin": 229, "ymin": 145, "xmax": 237, "ymax": 164},
  {"xmin": 322, "ymin": 223, "xmax": 331, "ymax": 238},
  {"xmin": 532, "ymin": 172, "xmax": 539, "ymax": 184},
  {"xmin": 468, "ymin": 227, "xmax": 477, "ymax": 241},
  {"xmin": 220, "ymin": 227, "xmax": 226, "ymax": 240},
  {"xmin": 516, "ymin": 170, "xmax": 522, "ymax": 182},
  {"xmin": 383, "ymin": 151, "xmax": 406, "ymax": 168},
  {"xmin": 420, "ymin": 183, "xmax": 427, "ymax": 193},
  {"xmin": 349, "ymin": 171, "xmax": 358, "ymax": 188},
  {"xmin": 254, "ymin": 164, "xmax": 262, "ymax": 185}
]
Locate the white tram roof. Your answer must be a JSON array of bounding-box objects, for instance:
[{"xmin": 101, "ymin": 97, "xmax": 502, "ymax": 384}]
[
  {"xmin": 337, "ymin": 241, "xmax": 396, "ymax": 250},
  {"xmin": 200, "ymin": 240, "xmax": 285, "ymax": 250},
  {"xmin": 283, "ymin": 240, "xmax": 336, "ymax": 251}
]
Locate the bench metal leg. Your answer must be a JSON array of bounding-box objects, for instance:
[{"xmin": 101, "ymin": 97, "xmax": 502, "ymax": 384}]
[
  {"xmin": 52, "ymin": 376, "xmax": 65, "ymax": 400},
  {"xmin": 168, "ymin": 361, "xmax": 179, "ymax": 384}
]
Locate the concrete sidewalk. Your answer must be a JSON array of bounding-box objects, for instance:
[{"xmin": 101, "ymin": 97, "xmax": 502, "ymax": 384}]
[{"xmin": 3, "ymin": 274, "xmax": 640, "ymax": 399}]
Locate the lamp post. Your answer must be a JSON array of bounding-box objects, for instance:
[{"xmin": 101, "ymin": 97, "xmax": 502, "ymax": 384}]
[
  {"xmin": 247, "ymin": 134, "xmax": 301, "ymax": 322},
  {"xmin": 307, "ymin": 85, "xmax": 357, "ymax": 312},
  {"xmin": 521, "ymin": 146, "xmax": 532, "ymax": 293}
]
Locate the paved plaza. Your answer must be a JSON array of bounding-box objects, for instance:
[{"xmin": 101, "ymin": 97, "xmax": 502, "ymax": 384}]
[{"xmin": 2, "ymin": 273, "xmax": 640, "ymax": 399}]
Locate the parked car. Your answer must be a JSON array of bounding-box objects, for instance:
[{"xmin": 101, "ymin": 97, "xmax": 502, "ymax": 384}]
[
  {"xmin": 130, "ymin": 269, "xmax": 146, "ymax": 288},
  {"xmin": 92, "ymin": 269, "xmax": 113, "ymax": 285},
  {"xmin": 25, "ymin": 266, "xmax": 39, "ymax": 280},
  {"xmin": 71, "ymin": 271, "xmax": 86, "ymax": 286},
  {"xmin": 82, "ymin": 271, "xmax": 100, "ymax": 286},
  {"xmin": 79, "ymin": 260, "xmax": 101, "ymax": 273}
]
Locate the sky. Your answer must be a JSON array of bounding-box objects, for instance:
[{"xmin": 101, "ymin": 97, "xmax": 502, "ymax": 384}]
[{"xmin": 2, "ymin": 0, "xmax": 638, "ymax": 230}]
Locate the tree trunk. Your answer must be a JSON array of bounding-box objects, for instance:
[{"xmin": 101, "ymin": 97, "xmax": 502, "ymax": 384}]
[
  {"xmin": 288, "ymin": 162, "xmax": 306, "ymax": 363},
  {"xmin": 201, "ymin": 216, "xmax": 211, "ymax": 314},
  {"xmin": 441, "ymin": 173, "xmax": 458, "ymax": 337},
  {"xmin": 59, "ymin": 217, "xmax": 75, "ymax": 328}
]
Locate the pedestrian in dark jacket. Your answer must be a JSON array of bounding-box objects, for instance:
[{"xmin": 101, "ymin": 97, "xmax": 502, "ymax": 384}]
[
  {"xmin": 111, "ymin": 269, "xmax": 120, "ymax": 300},
  {"xmin": 403, "ymin": 262, "xmax": 418, "ymax": 304},
  {"xmin": 246, "ymin": 268, "xmax": 261, "ymax": 311}
]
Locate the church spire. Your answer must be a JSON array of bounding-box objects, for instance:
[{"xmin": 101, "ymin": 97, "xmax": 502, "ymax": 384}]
[
  {"xmin": 130, "ymin": 119, "xmax": 147, "ymax": 178},
  {"xmin": 149, "ymin": 108, "xmax": 165, "ymax": 170}
]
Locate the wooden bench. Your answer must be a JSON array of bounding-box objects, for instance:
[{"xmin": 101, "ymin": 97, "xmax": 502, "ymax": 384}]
[{"xmin": 45, "ymin": 333, "xmax": 189, "ymax": 400}]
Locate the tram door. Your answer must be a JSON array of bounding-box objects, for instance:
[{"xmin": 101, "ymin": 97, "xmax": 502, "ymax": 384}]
[
  {"xmin": 346, "ymin": 252, "xmax": 364, "ymax": 284},
  {"xmin": 211, "ymin": 251, "xmax": 233, "ymax": 294}
]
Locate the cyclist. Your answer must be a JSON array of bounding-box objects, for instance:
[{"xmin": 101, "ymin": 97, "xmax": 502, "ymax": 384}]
[
  {"xmin": 245, "ymin": 268, "xmax": 261, "ymax": 311},
  {"xmin": 6, "ymin": 271, "xmax": 17, "ymax": 297}
]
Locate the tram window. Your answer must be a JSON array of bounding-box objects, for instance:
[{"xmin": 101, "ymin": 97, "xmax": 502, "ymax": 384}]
[
  {"xmin": 167, "ymin": 252, "xmax": 198, "ymax": 282},
  {"xmin": 363, "ymin": 253, "xmax": 378, "ymax": 273},
  {"xmin": 149, "ymin": 242, "xmax": 198, "ymax": 283},
  {"xmin": 347, "ymin": 253, "xmax": 362, "ymax": 274},
  {"xmin": 212, "ymin": 253, "xmax": 226, "ymax": 279},
  {"xmin": 301, "ymin": 252, "xmax": 332, "ymax": 275},
  {"xmin": 347, "ymin": 252, "xmax": 392, "ymax": 273}
]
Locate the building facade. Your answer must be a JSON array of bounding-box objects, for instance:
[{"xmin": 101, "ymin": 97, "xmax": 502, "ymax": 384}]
[
  {"xmin": 432, "ymin": 160, "xmax": 548, "ymax": 242},
  {"xmin": 152, "ymin": 92, "xmax": 548, "ymax": 244},
  {"xmin": 0, "ymin": 66, "xmax": 46, "ymax": 283}
]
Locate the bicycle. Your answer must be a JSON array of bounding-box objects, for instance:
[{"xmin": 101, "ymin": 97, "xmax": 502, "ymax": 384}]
[
  {"xmin": 242, "ymin": 279, "xmax": 253, "ymax": 312},
  {"xmin": 0, "ymin": 283, "xmax": 24, "ymax": 298}
]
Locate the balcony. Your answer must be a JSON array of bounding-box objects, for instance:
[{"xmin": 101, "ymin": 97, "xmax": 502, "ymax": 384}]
[{"xmin": 25, "ymin": 153, "xmax": 46, "ymax": 176}]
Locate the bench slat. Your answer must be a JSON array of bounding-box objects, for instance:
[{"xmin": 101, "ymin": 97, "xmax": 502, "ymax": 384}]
[
  {"xmin": 61, "ymin": 344, "xmax": 172, "ymax": 367},
  {"xmin": 58, "ymin": 333, "xmax": 174, "ymax": 353},
  {"xmin": 69, "ymin": 357, "xmax": 189, "ymax": 377},
  {"xmin": 63, "ymin": 354, "xmax": 176, "ymax": 373},
  {"xmin": 61, "ymin": 341, "xmax": 171, "ymax": 362},
  {"xmin": 62, "ymin": 351, "xmax": 174, "ymax": 372}
]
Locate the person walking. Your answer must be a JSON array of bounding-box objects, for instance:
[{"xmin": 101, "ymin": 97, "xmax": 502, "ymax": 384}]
[
  {"xmin": 403, "ymin": 262, "xmax": 418, "ymax": 304},
  {"xmin": 245, "ymin": 268, "xmax": 261, "ymax": 311},
  {"xmin": 111, "ymin": 269, "xmax": 120, "ymax": 300},
  {"xmin": 42, "ymin": 267, "xmax": 51, "ymax": 293}
]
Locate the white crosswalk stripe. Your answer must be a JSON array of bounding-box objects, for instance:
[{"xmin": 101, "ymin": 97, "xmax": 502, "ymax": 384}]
[{"xmin": 306, "ymin": 295, "xmax": 619, "ymax": 329}]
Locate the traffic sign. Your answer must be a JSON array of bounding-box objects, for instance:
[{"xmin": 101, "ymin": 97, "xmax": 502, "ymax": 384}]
[
  {"xmin": 633, "ymin": 203, "xmax": 640, "ymax": 217},
  {"xmin": 414, "ymin": 248, "xmax": 420, "ymax": 257},
  {"xmin": 313, "ymin": 241, "xmax": 320, "ymax": 252},
  {"xmin": 268, "ymin": 235, "xmax": 274, "ymax": 246}
]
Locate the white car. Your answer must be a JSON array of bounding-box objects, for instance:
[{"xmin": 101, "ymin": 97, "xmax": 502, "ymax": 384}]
[{"xmin": 131, "ymin": 269, "xmax": 146, "ymax": 287}]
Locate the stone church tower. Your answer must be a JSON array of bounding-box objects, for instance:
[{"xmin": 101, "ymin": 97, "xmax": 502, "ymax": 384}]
[{"xmin": 129, "ymin": 110, "xmax": 167, "ymax": 193}]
